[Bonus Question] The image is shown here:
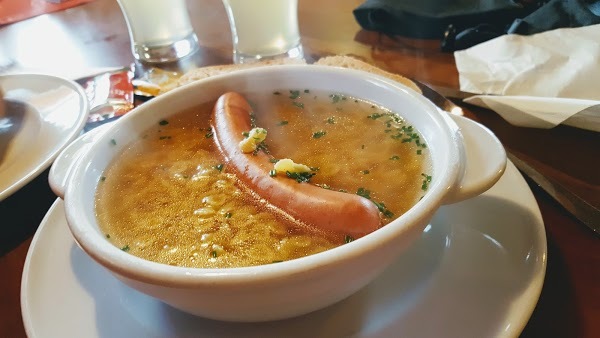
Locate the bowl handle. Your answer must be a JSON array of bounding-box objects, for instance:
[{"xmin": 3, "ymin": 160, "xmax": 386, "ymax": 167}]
[
  {"xmin": 443, "ymin": 115, "xmax": 507, "ymax": 204},
  {"xmin": 49, "ymin": 124, "xmax": 112, "ymax": 199}
]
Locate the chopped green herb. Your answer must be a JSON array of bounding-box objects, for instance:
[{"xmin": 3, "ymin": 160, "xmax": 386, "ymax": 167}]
[
  {"xmin": 272, "ymin": 260, "xmax": 283, "ymax": 263},
  {"xmin": 252, "ymin": 142, "xmax": 269, "ymax": 156},
  {"xmin": 273, "ymin": 91, "xmax": 281, "ymax": 95},
  {"xmin": 402, "ymin": 138, "xmax": 412, "ymax": 143},
  {"xmin": 269, "ymin": 169, "xmax": 277, "ymax": 177},
  {"xmin": 326, "ymin": 117, "xmax": 335, "ymax": 124},
  {"xmin": 289, "ymin": 90, "xmax": 300, "ymax": 99},
  {"xmin": 304, "ymin": 89, "xmax": 310, "ymax": 93},
  {"xmin": 373, "ymin": 201, "xmax": 394, "ymax": 218},
  {"xmin": 225, "ymin": 212, "xmax": 232, "ymax": 218},
  {"xmin": 211, "ymin": 251, "xmax": 218, "ymax": 258},
  {"xmin": 330, "ymin": 94, "xmax": 342, "ymax": 103},
  {"xmin": 417, "ymin": 149, "xmax": 422, "ymax": 155},
  {"xmin": 242, "ymin": 131, "xmax": 250, "ymax": 137},
  {"xmin": 316, "ymin": 183, "xmax": 331, "ymax": 190},
  {"xmin": 110, "ymin": 139, "xmax": 116, "ymax": 146},
  {"xmin": 421, "ymin": 173, "xmax": 432, "ymax": 191},
  {"xmin": 215, "ymin": 164, "xmax": 224, "ymax": 172},
  {"xmin": 158, "ymin": 119, "xmax": 169, "ymax": 126},
  {"xmin": 205, "ymin": 131, "xmax": 213, "ymax": 138},
  {"xmin": 338, "ymin": 189, "xmax": 348, "ymax": 193},
  {"xmin": 312, "ymin": 131, "xmax": 327, "ymax": 139},
  {"xmin": 292, "ymin": 101, "xmax": 304, "ymax": 109},
  {"xmin": 361, "ymin": 145, "xmax": 365, "ymax": 149},
  {"xmin": 362, "ymin": 170, "xmax": 370, "ymax": 174},
  {"xmin": 269, "ymin": 158, "xmax": 279, "ymax": 163},
  {"xmin": 389, "ymin": 155, "xmax": 400, "ymax": 160},
  {"xmin": 105, "ymin": 234, "xmax": 110, "ymax": 239},
  {"xmin": 121, "ymin": 245, "xmax": 130, "ymax": 252},
  {"xmin": 345, "ymin": 235, "xmax": 354, "ymax": 243},
  {"xmin": 357, "ymin": 187, "xmax": 371, "ymax": 199},
  {"xmin": 367, "ymin": 113, "xmax": 385, "ymax": 120},
  {"xmin": 159, "ymin": 136, "xmax": 171, "ymax": 140},
  {"xmin": 286, "ymin": 171, "xmax": 315, "ymax": 183},
  {"xmin": 100, "ymin": 176, "xmax": 106, "ymax": 182},
  {"xmin": 277, "ymin": 121, "xmax": 289, "ymax": 126}
]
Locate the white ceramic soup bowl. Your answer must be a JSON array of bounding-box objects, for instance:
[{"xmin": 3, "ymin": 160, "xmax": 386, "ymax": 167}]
[{"xmin": 50, "ymin": 65, "xmax": 506, "ymax": 322}]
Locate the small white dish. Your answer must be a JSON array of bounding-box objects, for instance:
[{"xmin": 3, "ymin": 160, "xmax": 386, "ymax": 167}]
[
  {"xmin": 0, "ymin": 74, "xmax": 88, "ymax": 201},
  {"xmin": 21, "ymin": 161, "xmax": 546, "ymax": 337}
]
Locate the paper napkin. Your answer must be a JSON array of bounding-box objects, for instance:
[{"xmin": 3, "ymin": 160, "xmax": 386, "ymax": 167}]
[{"xmin": 455, "ymin": 24, "xmax": 600, "ymax": 132}]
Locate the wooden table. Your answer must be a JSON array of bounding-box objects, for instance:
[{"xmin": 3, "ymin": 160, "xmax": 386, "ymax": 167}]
[{"xmin": 1, "ymin": 0, "xmax": 598, "ymax": 336}]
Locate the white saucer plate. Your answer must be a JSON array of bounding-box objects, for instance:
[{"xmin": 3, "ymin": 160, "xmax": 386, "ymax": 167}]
[
  {"xmin": 0, "ymin": 74, "xmax": 88, "ymax": 201},
  {"xmin": 21, "ymin": 161, "xmax": 546, "ymax": 338}
]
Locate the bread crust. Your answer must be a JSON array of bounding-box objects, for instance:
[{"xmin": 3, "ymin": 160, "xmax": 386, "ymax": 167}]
[
  {"xmin": 314, "ymin": 55, "xmax": 421, "ymax": 93},
  {"xmin": 159, "ymin": 55, "xmax": 420, "ymax": 94}
]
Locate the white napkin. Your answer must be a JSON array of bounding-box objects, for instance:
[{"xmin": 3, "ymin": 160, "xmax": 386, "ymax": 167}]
[{"xmin": 455, "ymin": 24, "xmax": 600, "ymax": 132}]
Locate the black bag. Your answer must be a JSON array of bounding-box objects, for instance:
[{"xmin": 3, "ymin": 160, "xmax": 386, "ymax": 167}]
[{"xmin": 353, "ymin": 0, "xmax": 600, "ymax": 51}]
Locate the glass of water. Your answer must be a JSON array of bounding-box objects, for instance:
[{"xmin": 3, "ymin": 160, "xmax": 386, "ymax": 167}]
[
  {"xmin": 222, "ymin": 0, "xmax": 304, "ymax": 64},
  {"xmin": 117, "ymin": 0, "xmax": 199, "ymax": 63}
]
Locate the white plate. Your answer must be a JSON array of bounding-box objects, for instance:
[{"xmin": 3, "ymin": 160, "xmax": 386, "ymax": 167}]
[
  {"xmin": 0, "ymin": 74, "xmax": 88, "ymax": 201},
  {"xmin": 21, "ymin": 162, "xmax": 546, "ymax": 338}
]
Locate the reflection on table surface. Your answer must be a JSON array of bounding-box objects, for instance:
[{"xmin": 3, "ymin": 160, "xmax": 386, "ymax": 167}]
[{"xmin": 1, "ymin": 0, "xmax": 598, "ymax": 337}]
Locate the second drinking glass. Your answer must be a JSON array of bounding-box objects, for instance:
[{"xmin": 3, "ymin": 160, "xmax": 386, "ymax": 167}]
[{"xmin": 222, "ymin": 0, "xmax": 304, "ymax": 64}]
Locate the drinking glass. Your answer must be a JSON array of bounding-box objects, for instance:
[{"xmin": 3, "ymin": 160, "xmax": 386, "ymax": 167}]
[
  {"xmin": 222, "ymin": 0, "xmax": 304, "ymax": 64},
  {"xmin": 117, "ymin": 0, "xmax": 199, "ymax": 63}
]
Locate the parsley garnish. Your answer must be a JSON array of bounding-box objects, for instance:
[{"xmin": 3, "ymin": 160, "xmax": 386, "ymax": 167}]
[
  {"xmin": 357, "ymin": 188, "xmax": 394, "ymax": 218},
  {"xmin": 100, "ymin": 176, "xmax": 106, "ymax": 182},
  {"xmin": 289, "ymin": 90, "xmax": 300, "ymax": 99},
  {"xmin": 356, "ymin": 187, "xmax": 371, "ymax": 199},
  {"xmin": 273, "ymin": 91, "xmax": 281, "ymax": 95},
  {"xmin": 105, "ymin": 234, "xmax": 110, "ymax": 239},
  {"xmin": 159, "ymin": 119, "xmax": 169, "ymax": 126},
  {"xmin": 367, "ymin": 113, "xmax": 385, "ymax": 120},
  {"xmin": 159, "ymin": 136, "xmax": 171, "ymax": 140},
  {"xmin": 286, "ymin": 171, "xmax": 315, "ymax": 183},
  {"xmin": 121, "ymin": 245, "xmax": 130, "ymax": 252},
  {"xmin": 362, "ymin": 170, "xmax": 370, "ymax": 174},
  {"xmin": 269, "ymin": 169, "xmax": 277, "ymax": 177},
  {"xmin": 277, "ymin": 121, "xmax": 289, "ymax": 126},
  {"xmin": 330, "ymin": 94, "xmax": 343, "ymax": 103},
  {"xmin": 292, "ymin": 102, "xmax": 304, "ymax": 109},
  {"xmin": 225, "ymin": 212, "xmax": 232, "ymax": 218},
  {"xmin": 211, "ymin": 251, "xmax": 218, "ymax": 258},
  {"xmin": 345, "ymin": 235, "xmax": 354, "ymax": 243},
  {"xmin": 110, "ymin": 139, "xmax": 116, "ymax": 146},
  {"xmin": 421, "ymin": 173, "xmax": 432, "ymax": 191},
  {"xmin": 389, "ymin": 155, "xmax": 400, "ymax": 160},
  {"xmin": 326, "ymin": 117, "xmax": 335, "ymax": 124},
  {"xmin": 205, "ymin": 131, "xmax": 213, "ymax": 138},
  {"xmin": 312, "ymin": 131, "xmax": 326, "ymax": 139},
  {"xmin": 215, "ymin": 164, "xmax": 224, "ymax": 172}
]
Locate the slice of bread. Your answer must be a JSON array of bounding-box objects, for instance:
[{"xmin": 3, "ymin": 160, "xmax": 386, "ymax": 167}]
[
  {"xmin": 314, "ymin": 55, "xmax": 421, "ymax": 94},
  {"xmin": 160, "ymin": 58, "xmax": 307, "ymax": 94},
  {"xmin": 159, "ymin": 55, "xmax": 420, "ymax": 95}
]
